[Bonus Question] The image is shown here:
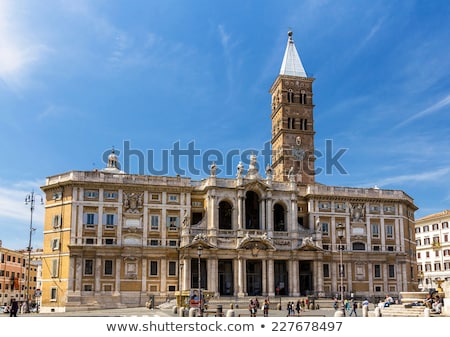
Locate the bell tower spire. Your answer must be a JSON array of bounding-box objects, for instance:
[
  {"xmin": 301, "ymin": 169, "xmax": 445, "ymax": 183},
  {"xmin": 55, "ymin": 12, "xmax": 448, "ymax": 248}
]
[{"xmin": 270, "ymin": 31, "xmax": 315, "ymax": 184}]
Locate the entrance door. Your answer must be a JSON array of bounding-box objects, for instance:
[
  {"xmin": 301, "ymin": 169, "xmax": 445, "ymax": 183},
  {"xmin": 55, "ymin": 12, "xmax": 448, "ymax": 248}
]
[
  {"xmin": 218, "ymin": 260, "xmax": 234, "ymax": 296},
  {"xmin": 299, "ymin": 261, "xmax": 313, "ymax": 295},
  {"xmin": 246, "ymin": 260, "xmax": 262, "ymax": 296},
  {"xmin": 274, "ymin": 260, "xmax": 288, "ymax": 295}
]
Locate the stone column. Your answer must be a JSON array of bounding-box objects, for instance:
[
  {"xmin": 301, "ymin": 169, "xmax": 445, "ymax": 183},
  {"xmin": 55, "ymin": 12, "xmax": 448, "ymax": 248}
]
[
  {"xmin": 142, "ymin": 258, "xmax": 147, "ymax": 294},
  {"xmin": 160, "ymin": 257, "xmax": 167, "ymax": 297},
  {"xmin": 262, "ymin": 257, "xmax": 267, "ymax": 295},
  {"xmin": 266, "ymin": 192, "xmax": 273, "ymax": 232},
  {"xmin": 115, "ymin": 258, "xmax": 121, "ymax": 295},
  {"xmin": 238, "ymin": 256, "xmax": 245, "ymax": 297},
  {"xmin": 75, "ymin": 256, "xmax": 82, "ymax": 293},
  {"xmin": 95, "ymin": 257, "xmax": 101, "ymax": 293},
  {"xmin": 117, "ymin": 189, "xmax": 123, "ymax": 245},
  {"xmin": 237, "ymin": 190, "xmax": 244, "ymax": 230},
  {"xmin": 267, "ymin": 258, "xmax": 275, "ymax": 297},
  {"xmin": 261, "ymin": 198, "xmax": 266, "ymax": 231}
]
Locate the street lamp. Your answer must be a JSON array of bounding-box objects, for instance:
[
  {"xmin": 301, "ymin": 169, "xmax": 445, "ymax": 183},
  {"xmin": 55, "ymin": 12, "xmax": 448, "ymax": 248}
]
[
  {"xmin": 197, "ymin": 245, "xmax": 203, "ymax": 316},
  {"xmin": 24, "ymin": 191, "xmax": 43, "ymax": 313},
  {"xmin": 336, "ymin": 223, "xmax": 345, "ymax": 314}
]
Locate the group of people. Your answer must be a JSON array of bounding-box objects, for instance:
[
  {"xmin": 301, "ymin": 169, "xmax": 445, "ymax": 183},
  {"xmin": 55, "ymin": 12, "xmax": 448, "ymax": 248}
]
[
  {"xmin": 425, "ymin": 293, "xmax": 443, "ymax": 314},
  {"xmin": 4, "ymin": 299, "xmax": 20, "ymax": 317},
  {"xmin": 286, "ymin": 298, "xmax": 309, "ymax": 316},
  {"xmin": 248, "ymin": 298, "xmax": 260, "ymax": 317}
]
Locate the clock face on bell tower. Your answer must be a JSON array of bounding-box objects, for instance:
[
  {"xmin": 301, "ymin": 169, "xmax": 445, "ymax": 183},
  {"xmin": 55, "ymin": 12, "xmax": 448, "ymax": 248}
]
[{"xmin": 269, "ymin": 31, "xmax": 315, "ymax": 184}]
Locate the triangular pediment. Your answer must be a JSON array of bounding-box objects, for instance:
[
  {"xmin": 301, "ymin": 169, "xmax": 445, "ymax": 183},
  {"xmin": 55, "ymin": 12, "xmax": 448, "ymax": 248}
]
[{"xmin": 240, "ymin": 179, "xmax": 270, "ymax": 192}]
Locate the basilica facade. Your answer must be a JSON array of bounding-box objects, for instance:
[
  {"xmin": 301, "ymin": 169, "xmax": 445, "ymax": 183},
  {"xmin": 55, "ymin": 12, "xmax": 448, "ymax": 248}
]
[{"xmin": 39, "ymin": 32, "xmax": 418, "ymax": 312}]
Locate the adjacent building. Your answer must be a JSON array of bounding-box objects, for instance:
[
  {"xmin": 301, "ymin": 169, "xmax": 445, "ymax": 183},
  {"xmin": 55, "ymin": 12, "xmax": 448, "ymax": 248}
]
[
  {"xmin": 0, "ymin": 241, "xmax": 40, "ymax": 308},
  {"xmin": 415, "ymin": 210, "xmax": 450, "ymax": 291},
  {"xmin": 39, "ymin": 31, "xmax": 418, "ymax": 312}
]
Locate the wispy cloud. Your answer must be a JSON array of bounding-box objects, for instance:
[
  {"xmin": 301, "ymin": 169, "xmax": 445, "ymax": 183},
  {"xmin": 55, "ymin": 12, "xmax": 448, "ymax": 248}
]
[
  {"xmin": 374, "ymin": 167, "xmax": 450, "ymax": 187},
  {"xmin": 394, "ymin": 94, "xmax": 450, "ymax": 129},
  {"xmin": 0, "ymin": 180, "xmax": 45, "ymax": 223},
  {"xmin": 0, "ymin": 1, "xmax": 51, "ymax": 92}
]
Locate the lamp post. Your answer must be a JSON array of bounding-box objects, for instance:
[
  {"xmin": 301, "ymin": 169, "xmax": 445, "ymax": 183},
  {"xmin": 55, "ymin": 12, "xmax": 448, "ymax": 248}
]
[
  {"xmin": 197, "ymin": 245, "xmax": 203, "ymax": 316},
  {"xmin": 24, "ymin": 191, "xmax": 43, "ymax": 313},
  {"xmin": 336, "ymin": 223, "xmax": 345, "ymax": 314}
]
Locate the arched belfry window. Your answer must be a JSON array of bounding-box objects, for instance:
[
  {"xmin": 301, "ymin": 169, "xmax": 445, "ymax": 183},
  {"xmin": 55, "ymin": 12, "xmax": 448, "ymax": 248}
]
[
  {"xmin": 287, "ymin": 89, "xmax": 294, "ymax": 103},
  {"xmin": 274, "ymin": 203, "xmax": 286, "ymax": 231},
  {"xmin": 219, "ymin": 201, "xmax": 232, "ymax": 230},
  {"xmin": 245, "ymin": 191, "xmax": 260, "ymax": 229},
  {"xmin": 300, "ymin": 90, "xmax": 307, "ymax": 104}
]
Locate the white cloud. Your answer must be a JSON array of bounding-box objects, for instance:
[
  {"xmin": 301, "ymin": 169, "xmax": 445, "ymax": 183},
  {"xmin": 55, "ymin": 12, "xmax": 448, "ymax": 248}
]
[
  {"xmin": 394, "ymin": 94, "xmax": 450, "ymax": 128},
  {"xmin": 375, "ymin": 167, "xmax": 450, "ymax": 187},
  {"xmin": 0, "ymin": 1, "xmax": 51, "ymax": 91},
  {"xmin": 0, "ymin": 180, "xmax": 45, "ymax": 223}
]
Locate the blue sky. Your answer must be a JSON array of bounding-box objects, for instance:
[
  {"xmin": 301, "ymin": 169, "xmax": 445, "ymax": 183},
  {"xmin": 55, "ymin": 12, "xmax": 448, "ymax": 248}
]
[{"xmin": 1, "ymin": 0, "xmax": 450, "ymax": 250}]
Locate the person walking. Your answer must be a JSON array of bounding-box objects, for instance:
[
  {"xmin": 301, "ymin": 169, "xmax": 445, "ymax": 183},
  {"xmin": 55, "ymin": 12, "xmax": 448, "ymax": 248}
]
[
  {"xmin": 263, "ymin": 299, "xmax": 270, "ymax": 317},
  {"xmin": 349, "ymin": 300, "xmax": 358, "ymax": 316},
  {"xmin": 9, "ymin": 299, "xmax": 19, "ymax": 317}
]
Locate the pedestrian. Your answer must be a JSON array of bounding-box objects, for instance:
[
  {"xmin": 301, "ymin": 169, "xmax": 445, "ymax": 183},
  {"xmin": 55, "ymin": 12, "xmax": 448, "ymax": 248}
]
[
  {"xmin": 249, "ymin": 299, "xmax": 257, "ymax": 317},
  {"xmin": 349, "ymin": 300, "xmax": 358, "ymax": 316},
  {"xmin": 9, "ymin": 299, "xmax": 19, "ymax": 317},
  {"xmin": 263, "ymin": 299, "xmax": 270, "ymax": 317},
  {"xmin": 333, "ymin": 298, "xmax": 338, "ymax": 310},
  {"xmin": 296, "ymin": 300, "xmax": 301, "ymax": 315}
]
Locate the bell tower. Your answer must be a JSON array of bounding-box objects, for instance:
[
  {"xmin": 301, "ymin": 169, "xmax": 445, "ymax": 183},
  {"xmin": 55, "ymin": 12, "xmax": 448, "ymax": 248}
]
[{"xmin": 270, "ymin": 31, "xmax": 315, "ymax": 184}]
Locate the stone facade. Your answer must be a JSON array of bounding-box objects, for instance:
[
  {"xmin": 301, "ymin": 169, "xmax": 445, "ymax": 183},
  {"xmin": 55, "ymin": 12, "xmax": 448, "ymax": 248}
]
[
  {"xmin": 39, "ymin": 32, "xmax": 418, "ymax": 312},
  {"xmin": 415, "ymin": 210, "xmax": 450, "ymax": 291}
]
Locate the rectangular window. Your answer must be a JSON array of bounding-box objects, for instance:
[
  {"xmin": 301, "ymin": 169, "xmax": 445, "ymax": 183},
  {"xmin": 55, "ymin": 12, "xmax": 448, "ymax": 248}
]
[
  {"xmin": 321, "ymin": 222, "xmax": 329, "ymax": 235},
  {"xmin": 374, "ymin": 264, "xmax": 381, "ymax": 278},
  {"xmin": 167, "ymin": 216, "xmax": 179, "ymax": 231},
  {"xmin": 105, "ymin": 214, "xmax": 116, "ymax": 226},
  {"xmin": 383, "ymin": 206, "xmax": 394, "ymax": 213},
  {"xmin": 372, "ymin": 224, "xmax": 380, "ymax": 238},
  {"xmin": 52, "ymin": 214, "xmax": 62, "ymax": 229},
  {"xmin": 168, "ymin": 194, "xmax": 178, "ymax": 202},
  {"xmin": 85, "ymin": 190, "xmax": 98, "ymax": 199},
  {"xmin": 386, "ymin": 225, "xmax": 394, "ymax": 238},
  {"xmin": 104, "ymin": 191, "xmax": 117, "ymax": 199},
  {"xmin": 51, "ymin": 238, "xmax": 60, "ymax": 251},
  {"xmin": 150, "ymin": 261, "xmax": 158, "ymax": 276},
  {"xmin": 335, "ymin": 203, "xmax": 345, "ymax": 211},
  {"xmin": 149, "ymin": 239, "xmax": 159, "ymax": 246},
  {"xmin": 84, "ymin": 259, "xmax": 93, "ymax": 275},
  {"xmin": 85, "ymin": 238, "xmax": 96, "ymax": 245},
  {"xmin": 51, "ymin": 259, "xmax": 59, "ymax": 277},
  {"xmin": 104, "ymin": 260, "xmax": 113, "ymax": 276},
  {"xmin": 50, "ymin": 287, "xmax": 57, "ymax": 301},
  {"xmin": 104, "ymin": 238, "xmax": 115, "ymax": 245},
  {"xmin": 323, "ymin": 264, "xmax": 330, "ymax": 278},
  {"xmin": 388, "ymin": 265, "xmax": 395, "ymax": 278},
  {"xmin": 83, "ymin": 284, "xmax": 93, "ymax": 291},
  {"xmin": 85, "ymin": 213, "xmax": 97, "ymax": 225},
  {"xmin": 168, "ymin": 261, "xmax": 177, "ymax": 276},
  {"xmin": 150, "ymin": 215, "xmax": 160, "ymax": 230}
]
